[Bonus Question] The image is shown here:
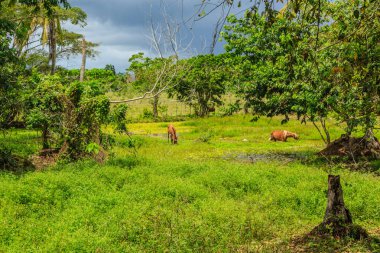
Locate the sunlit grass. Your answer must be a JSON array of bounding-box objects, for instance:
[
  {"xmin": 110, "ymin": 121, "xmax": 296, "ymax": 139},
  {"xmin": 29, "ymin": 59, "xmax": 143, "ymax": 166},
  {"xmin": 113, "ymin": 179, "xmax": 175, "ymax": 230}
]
[{"xmin": 0, "ymin": 114, "xmax": 379, "ymax": 252}]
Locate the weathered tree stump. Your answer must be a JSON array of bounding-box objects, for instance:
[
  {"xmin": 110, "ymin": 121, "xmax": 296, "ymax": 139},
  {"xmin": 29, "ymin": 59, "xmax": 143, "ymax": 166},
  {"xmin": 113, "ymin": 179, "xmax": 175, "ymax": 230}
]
[{"xmin": 310, "ymin": 175, "xmax": 368, "ymax": 239}]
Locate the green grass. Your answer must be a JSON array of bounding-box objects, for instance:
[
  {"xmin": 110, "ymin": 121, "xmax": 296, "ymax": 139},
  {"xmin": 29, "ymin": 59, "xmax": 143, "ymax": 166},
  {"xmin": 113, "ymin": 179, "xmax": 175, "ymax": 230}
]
[{"xmin": 1, "ymin": 115, "xmax": 380, "ymax": 252}]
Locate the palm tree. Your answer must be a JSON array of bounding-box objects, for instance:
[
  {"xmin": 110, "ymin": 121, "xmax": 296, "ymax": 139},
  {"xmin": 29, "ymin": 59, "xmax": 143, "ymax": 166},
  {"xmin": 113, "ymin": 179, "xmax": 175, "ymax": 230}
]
[{"xmin": 12, "ymin": 4, "xmax": 87, "ymax": 74}]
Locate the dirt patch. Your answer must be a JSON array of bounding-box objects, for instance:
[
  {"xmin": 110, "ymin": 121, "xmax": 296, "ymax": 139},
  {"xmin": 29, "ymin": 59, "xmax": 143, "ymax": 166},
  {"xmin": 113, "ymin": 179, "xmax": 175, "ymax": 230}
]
[
  {"xmin": 288, "ymin": 233, "xmax": 379, "ymax": 253},
  {"xmin": 30, "ymin": 153, "xmax": 58, "ymax": 170},
  {"xmin": 319, "ymin": 134, "xmax": 380, "ymax": 159}
]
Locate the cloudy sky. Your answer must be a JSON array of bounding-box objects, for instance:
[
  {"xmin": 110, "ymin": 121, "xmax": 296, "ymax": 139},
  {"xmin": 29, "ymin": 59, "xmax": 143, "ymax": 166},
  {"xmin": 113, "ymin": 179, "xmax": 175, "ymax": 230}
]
[{"xmin": 59, "ymin": 0, "xmax": 244, "ymax": 73}]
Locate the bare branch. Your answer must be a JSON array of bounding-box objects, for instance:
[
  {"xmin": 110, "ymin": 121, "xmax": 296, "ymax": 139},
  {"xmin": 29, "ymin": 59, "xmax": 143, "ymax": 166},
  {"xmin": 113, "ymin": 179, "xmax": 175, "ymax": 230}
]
[{"xmin": 110, "ymin": 61, "xmax": 169, "ymax": 104}]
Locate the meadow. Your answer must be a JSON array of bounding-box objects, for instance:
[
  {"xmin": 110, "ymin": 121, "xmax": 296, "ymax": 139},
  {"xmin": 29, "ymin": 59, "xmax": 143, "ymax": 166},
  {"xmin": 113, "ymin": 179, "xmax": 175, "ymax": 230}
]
[{"xmin": 1, "ymin": 115, "xmax": 380, "ymax": 252}]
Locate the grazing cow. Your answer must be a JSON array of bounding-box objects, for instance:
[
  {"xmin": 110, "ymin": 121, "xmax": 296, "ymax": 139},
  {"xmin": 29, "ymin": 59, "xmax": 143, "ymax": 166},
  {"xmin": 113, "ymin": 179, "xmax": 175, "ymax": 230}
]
[
  {"xmin": 168, "ymin": 124, "xmax": 178, "ymax": 144},
  {"xmin": 269, "ymin": 130, "xmax": 299, "ymax": 142}
]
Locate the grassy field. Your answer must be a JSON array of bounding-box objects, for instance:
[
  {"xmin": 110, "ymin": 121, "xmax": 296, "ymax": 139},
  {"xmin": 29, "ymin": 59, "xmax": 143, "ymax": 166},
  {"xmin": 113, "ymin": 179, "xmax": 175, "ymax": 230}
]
[{"xmin": 1, "ymin": 115, "xmax": 380, "ymax": 252}]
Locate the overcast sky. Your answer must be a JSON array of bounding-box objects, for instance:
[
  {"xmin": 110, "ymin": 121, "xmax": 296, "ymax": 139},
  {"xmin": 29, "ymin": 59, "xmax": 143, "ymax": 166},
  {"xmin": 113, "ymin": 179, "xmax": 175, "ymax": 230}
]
[{"xmin": 59, "ymin": 0, "xmax": 242, "ymax": 73}]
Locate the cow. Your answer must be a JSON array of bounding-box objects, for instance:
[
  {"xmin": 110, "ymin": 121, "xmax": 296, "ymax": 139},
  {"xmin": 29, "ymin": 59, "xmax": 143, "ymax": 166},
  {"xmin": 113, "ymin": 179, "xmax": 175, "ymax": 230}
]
[
  {"xmin": 168, "ymin": 124, "xmax": 178, "ymax": 144},
  {"xmin": 269, "ymin": 130, "xmax": 299, "ymax": 142}
]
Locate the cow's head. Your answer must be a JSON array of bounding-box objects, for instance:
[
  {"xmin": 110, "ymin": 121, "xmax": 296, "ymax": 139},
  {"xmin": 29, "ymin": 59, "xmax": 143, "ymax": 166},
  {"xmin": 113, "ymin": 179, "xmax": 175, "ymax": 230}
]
[{"xmin": 294, "ymin": 134, "xmax": 299, "ymax": 140}]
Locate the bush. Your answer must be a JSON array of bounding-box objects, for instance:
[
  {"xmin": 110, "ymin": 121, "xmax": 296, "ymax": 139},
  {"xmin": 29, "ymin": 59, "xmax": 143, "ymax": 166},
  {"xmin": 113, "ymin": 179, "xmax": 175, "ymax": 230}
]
[
  {"xmin": 198, "ymin": 130, "xmax": 215, "ymax": 143},
  {"xmin": 221, "ymin": 101, "xmax": 241, "ymax": 116},
  {"xmin": 111, "ymin": 104, "xmax": 128, "ymax": 133},
  {"xmin": 142, "ymin": 108, "xmax": 154, "ymax": 119}
]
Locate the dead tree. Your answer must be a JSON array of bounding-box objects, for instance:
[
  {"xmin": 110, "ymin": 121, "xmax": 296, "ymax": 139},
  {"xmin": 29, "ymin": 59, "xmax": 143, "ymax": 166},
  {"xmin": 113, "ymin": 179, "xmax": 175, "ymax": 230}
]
[{"xmin": 110, "ymin": 4, "xmax": 192, "ymax": 105}]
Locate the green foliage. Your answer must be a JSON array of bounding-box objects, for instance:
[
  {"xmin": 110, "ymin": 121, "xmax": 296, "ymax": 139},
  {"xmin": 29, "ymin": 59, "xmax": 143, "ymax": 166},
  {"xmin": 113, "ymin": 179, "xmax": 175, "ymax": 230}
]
[
  {"xmin": 141, "ymin": 108, "xmax": 154, "ymax": 119},
  {"xmin": 169, "ymin": 54, "xmax": 228, "ymax": 117},
  {"xmin": 0, "ymin": 14, "xmax": 24, "ymax": 130},
  {"xmin": 19, "ymin": 73, "xmax": 111, "ymax": 161},
  {"xmin": 111, "ymin": 104, "xmax": 128, "ymax": 133},
  {"xmin": 57, "ymin": 68, "xmax": 126, "ymax": 92},
  {"xmin": 198, "ymin": 130, "xmax": 214, "ymax": 143},
  {"xmin": 0, "ymin": 146, "xmax": 18, "ymax": 170},
  {"xmin": 60, "ymin": 81, "xmax": 110, "ymax": 161},
  {"xmin": 25, "ymin": 75, "xmax": 64, "ymax": 148},
  {"xmin": 221, "ymin": 100, "xmax": 241, "ymax": 116},
  {"xmin": 127, "ymin": 53, "xmax": 179, "ymax": 118},
  {"xmin": 85, "ymin": 142, "xmax": 100, "ymax": 155},
  {"xmin": 104, "ymin": 64, "xmax": 116, "ymax": 75},
  {"xmin": 222, "ymin": 0, "xmax": 380, "ymax": 142}
]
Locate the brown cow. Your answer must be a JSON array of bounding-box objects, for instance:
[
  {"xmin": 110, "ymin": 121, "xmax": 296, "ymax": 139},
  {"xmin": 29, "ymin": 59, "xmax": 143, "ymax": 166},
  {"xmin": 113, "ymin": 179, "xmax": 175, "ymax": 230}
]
[
  {"xmin": 269, "ymin": 130, "xmax": 299, "ymax": 142},
  {"xmin": 168, "ymin": 124, "xmax": 178, "ymax": 144}
]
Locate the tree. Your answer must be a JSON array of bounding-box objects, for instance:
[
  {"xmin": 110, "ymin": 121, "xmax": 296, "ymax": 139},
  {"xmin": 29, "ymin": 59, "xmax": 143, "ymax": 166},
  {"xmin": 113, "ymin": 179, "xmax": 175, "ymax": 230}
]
[
  {"xmin": 110, "ymin": 3, "xmax": 192, "ymax": 111},
  {"xmin": 60, "ymin": 81, "xmax": 110, "ymax": 162},
  {"xmin": 0, "ymin": 1, "xmax": 28, "ymax": 129},
  {"xmin": 170, "ymin": 54, "xmax": 227, "ymax": 117},
  {"xmin": 127, "ymin": 53, "xmax": 178, "ymax": 119},
  {"xmin": 8, "ymin": 3, "xmax": 88, "ymax": 74},
  {"xmin": 222, "ymin": 0, "xmax": 380, "ymax": 155},
  {"xmin": 25, "ymin": 74, "xmax": 64, "ymax": 149},
  {"xmin": 105, "ymin": 64, "xmax": 116, "ymax": 75}
]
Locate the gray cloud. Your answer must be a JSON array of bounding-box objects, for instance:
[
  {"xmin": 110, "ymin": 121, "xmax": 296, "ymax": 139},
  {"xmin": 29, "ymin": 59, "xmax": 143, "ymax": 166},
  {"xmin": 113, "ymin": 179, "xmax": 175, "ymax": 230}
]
[{"xmin": 60, "ymin": 0, "xmax": 234, "ymax": 72}]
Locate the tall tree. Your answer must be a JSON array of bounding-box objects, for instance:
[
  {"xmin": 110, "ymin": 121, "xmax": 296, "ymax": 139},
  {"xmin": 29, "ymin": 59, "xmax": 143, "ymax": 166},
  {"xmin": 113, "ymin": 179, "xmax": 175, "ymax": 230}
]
[{"xmin": 9, "ymin": 3, "xmax": 87, "ymax": 74}]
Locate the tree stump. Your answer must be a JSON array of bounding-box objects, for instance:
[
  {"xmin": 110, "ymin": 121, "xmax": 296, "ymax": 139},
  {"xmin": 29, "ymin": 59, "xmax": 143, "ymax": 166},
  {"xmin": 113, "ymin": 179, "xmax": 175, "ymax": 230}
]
[{"xmin": 310, "ymin": 175, "xmax": 368, "ymax": 239}]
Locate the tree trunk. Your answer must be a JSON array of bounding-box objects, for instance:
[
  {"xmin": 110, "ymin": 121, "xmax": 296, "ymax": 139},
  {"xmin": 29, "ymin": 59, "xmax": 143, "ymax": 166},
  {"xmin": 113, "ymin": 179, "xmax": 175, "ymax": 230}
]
[
  {"xmin": 310, "ymin": 175, "xmax": 367, "ymax": 239},
  {"xmin": 321, "ymin": 119, "xmax": 331, "ymax": 144},
  {"xmin": 49, "ymin": 19, "xmax": 57, "ymax": 75},
  {"xmin": 364, "ymin": 129, "xmax": 380, "ymax": 156},
  {"xmin": 323, "ymin": 175, "xmax": 352, "ymax": 226},
  {"xmin": 42, "ymin": 125, "xmax": 49, "ymax": 149},
  {"xmin": 79, "ymin": 37, "xmax": 86, "ymax": 82},
  {"xmin": 152, "ymin": 95, "xmax": 159, "ymax": 119}
]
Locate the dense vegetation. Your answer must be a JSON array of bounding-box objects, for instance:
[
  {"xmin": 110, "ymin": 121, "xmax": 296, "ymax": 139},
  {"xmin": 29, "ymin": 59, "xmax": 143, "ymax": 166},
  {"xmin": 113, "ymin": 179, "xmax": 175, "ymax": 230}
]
[{"xmin": 0, "ymin": 0, "xmax": 379, "ymax": 251}]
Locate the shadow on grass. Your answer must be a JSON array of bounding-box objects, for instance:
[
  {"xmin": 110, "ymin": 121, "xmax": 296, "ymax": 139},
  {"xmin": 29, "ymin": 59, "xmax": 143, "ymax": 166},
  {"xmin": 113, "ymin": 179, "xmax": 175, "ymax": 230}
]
[
  {"xmin": 0, "ymin": 154, "xmax": 36, "ymax": 175},
  {"xmin": 288, "ymin": 233, "xmax": 380, "ymax": 253},
  {"xmin": 106, "ymin": 156, "xmax": 143, "ymax": 169}
]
